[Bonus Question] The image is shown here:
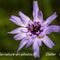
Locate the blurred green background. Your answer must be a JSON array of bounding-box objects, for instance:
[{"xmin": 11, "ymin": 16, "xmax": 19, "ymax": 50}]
[{"xmin": 0, "ymin": 0, "xmax": 60, "ymax": 60}]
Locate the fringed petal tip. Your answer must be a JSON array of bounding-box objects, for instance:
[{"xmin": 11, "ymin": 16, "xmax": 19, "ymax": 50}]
[
  {"xmin": 33, "ymin": 52, "xmax": 40, "ymax": 58},
  {"xmin": 7, "ymin": 28, "xmax": 21, "ymax": 34},
  {"xmin": 7, "ymin": 32, "xmax": 12, "ymax": 34},
  {"xmin": 33, "ymin": 39, "xmax": 40, "ymax": 58},
  {"xmin": 54, "ymin": 12, "xmax": 57, "ymax": 16},
  {"xmin": 7, "ymin": 32, "xmax": 15, "ymax": 34},
  {"xmin": 43, "ymin": 12, "xmax": 57, "ymax": 27},
  {"xmin": 17, "ymin": 40, "xmax": 28, "ymax": 53},
  {"xmin": 44, "ymin": 25, "xmax": 60, "ymax": 35},
  {"xmin": 9, "ymin": 15, "xmax": 26, "ymax": 27},
  {"xmin": 19, "ymin": 11, "xmax": 22, "ymax": 16},
  {"xmin": 33, "ymin": 0, "xmax": 38, "ymax": 2},
  {"xmin": 19, "ymin": 11, "xmax": 31, "ymax": 21},
  {"xmin": 33, "ymin": 0, "xmax": 39, "ymax": 19}
]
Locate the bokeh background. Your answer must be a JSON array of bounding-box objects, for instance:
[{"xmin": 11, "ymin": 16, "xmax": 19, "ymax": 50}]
[{"xmin": 0, "ymin": 0, "xmax": 60, "ymax": 60}]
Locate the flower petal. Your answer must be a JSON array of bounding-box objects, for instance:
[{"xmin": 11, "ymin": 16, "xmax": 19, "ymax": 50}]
[
  {"xmin": 33, "ymin": 1, "xmax": 39, "ymax": 19},
  {"xmin": 19, "ymin": 12, "xmax": 32, "ymax": 26},
  {"xmin": 38, "ymin": 10, "xmax": 44, "ymax": 24},
  {"xmin": 26, "ymin": 35, "xmax": 36, "ymax": 47},
  {"xmin": 8, "ymin": 27, "xmax": 28, "ymax": 34},
  {"xmin": 42, "ymin": 35, "xmax": 55, "ymax": 48},
  {"xmin": 43, "ymin": 12, "xmax": 57, "ymax": 26},
  {"xmin": 43, "ymin": 25, "xmax": 60, "ymax": 34},
  {"xmin": 13, "ymin": 33, "xmax": 27, "ymax": 40},
  {"xmin": 17, "ymin": 39, "xmax": 28, "ymax": 52},
  {"xmin": 10, "ymin": 16, "xmax": 25, "ymax": 27},
  {"xmin": 37, "ymin": 38, "xmax": 42, "ymax": 46},
  {"xmin": 26, "ymin": 37, "xmax": 33, "ymax": 48},
  {"xmin": 33, "ymin": 39, "xmax": 40, "ymax": 57}
]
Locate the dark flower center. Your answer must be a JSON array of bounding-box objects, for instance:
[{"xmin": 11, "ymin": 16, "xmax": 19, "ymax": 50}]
[
  {"xmin": 28, "ymin": 22, "xmax": 43, "ymax": 36},
  {"xmin": 31, "ymin": 24, "xmax": 40, "ymax": 32}
]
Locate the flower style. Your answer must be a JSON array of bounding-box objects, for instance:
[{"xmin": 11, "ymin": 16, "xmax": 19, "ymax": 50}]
[{"xmin": 8, "ymin": 0, "xmax": 60, "ymax": 57}]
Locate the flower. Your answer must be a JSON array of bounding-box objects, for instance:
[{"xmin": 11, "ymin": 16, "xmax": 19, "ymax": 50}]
[{"xmin": 8, "ymin": 0, "xmax": 60, "ymax": 58}]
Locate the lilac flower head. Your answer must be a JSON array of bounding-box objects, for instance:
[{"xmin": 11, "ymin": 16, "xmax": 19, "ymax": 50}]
[{"xmin": 8, "ymin": 0, "xmax": 60, "ymax": 58}]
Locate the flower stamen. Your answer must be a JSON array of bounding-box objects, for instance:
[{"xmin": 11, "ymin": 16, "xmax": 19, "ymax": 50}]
[{"xmin": 27, "ymin": 22, "xmax": 43, "ymax": 36}]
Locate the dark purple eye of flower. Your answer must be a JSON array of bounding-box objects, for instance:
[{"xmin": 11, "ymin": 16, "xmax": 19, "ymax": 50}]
[
  {"xmin": 32, "ymin": 25, "xmax": 40, "ymax": 32},
  {"xmin": 27, "ymin": 22, "xmax": 43, "ymax": 35}
]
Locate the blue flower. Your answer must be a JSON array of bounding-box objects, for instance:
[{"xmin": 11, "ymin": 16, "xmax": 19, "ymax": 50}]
[{"xmin": 8, "ymin": 1, "xmax": 60, "ymax": 58}]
